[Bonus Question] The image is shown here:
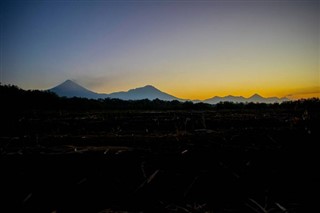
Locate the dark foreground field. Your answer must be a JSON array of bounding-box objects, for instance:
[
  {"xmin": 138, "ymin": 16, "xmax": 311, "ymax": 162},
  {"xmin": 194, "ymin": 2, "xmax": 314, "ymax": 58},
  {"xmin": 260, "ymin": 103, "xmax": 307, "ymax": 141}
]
[{"xmin": 1, "ymin": 108, "xmax": 319, "ymax": 212}]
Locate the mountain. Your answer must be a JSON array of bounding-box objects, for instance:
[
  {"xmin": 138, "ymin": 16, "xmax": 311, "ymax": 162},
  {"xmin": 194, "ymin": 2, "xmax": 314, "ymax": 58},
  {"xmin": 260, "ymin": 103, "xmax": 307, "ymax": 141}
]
[
  {"xmin": 204, "ymin": 94, "xmax": 288, "ymax": 104},
  {"xmin": 247, "ymin": 93, "xmax": 289, "ymax": 103},
  {"xmin": 49, "ymin": 80, "xmax": 180, "ymax": 101},
  {"xmin": 107, "ymin": 85, "xmax": 180, "ymax": 101},
  {"xmin": 49, "ymin": 80, "xmax": 289, "ymax": 103},
  {"xmin": 206, "ymin": 95, "xmax": 246, "ymax": 104},
  {"xmin": 49, "ymin": 80, "xmax": 103, "ymax": 99}
]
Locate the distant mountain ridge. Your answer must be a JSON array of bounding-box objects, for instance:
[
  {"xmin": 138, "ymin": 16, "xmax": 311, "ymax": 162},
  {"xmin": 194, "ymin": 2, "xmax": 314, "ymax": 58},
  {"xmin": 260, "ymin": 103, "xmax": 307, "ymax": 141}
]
[
  {"xmin": 204, "ymin": 94, "xmax": 288, "ymax": 104},
  {"xmin": 48, "ymin": 80, "xmax": 289, "ymax": 103},
  {"xmin": 49, "ymin": 80, "xmax": 180, "ymax": 101}
]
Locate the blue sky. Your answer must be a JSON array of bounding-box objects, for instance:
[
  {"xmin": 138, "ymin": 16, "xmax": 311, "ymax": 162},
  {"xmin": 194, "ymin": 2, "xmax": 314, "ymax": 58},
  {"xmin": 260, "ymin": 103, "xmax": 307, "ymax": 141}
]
[{"xmin": 1, "ymin": 0, "xmax": 319, "ymax": 99}]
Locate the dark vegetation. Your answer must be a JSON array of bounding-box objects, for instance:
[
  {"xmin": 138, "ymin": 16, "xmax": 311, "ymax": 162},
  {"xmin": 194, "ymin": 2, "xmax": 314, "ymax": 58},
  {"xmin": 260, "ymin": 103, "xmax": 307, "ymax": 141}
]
[
  {"xmin": 1, "ymin": 84, "xmax": 213, "ymax": 110},
  {"xmin": 2, "ymin": 84, "xmax": 320, "ymax": 111},
  {"xmin": 1, "ymin": 84, "xmax": 320, "ymax": 212}
]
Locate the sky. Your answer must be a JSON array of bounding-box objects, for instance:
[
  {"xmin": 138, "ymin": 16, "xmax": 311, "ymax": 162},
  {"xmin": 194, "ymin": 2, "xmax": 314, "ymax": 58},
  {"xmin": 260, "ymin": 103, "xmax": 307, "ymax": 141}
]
[{"xmin": 1, "ymin": 0, "xmax": 319, "ymax": 100}]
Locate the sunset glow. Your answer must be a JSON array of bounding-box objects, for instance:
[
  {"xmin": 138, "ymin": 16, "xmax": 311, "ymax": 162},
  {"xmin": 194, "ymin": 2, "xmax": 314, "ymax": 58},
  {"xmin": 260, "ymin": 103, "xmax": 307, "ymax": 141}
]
[{"xmin": 1, "ymin": 0, "xmax": 319, "ymax": 100}]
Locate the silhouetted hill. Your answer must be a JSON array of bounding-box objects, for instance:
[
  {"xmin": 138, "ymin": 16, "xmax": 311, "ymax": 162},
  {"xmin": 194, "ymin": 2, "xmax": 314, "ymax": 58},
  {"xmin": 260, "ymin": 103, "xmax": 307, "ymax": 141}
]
[
  {"xmin": 49, "ymin": 80, "xmax": 180, "ymax": 101},
  {"xmin": 204, "ymin": 94, "xmax": 288, "ymax": 104},
  {"xmin": 1, "ymin": 84, "xmax": 320, "ymax": 111},
  {"xmin": 48, "ymin": 80, "xmax": 288, "ymax": 103},
  {"xmin": 205, "ymin": 95, "xmax": 246, "ymax": 104}
]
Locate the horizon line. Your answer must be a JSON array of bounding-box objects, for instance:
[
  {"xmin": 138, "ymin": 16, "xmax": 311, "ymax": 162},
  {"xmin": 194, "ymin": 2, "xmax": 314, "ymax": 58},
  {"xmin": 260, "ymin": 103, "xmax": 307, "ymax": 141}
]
[{"xmin": 3, "ymin": 80, "xmax": 320, "ymax": 101}]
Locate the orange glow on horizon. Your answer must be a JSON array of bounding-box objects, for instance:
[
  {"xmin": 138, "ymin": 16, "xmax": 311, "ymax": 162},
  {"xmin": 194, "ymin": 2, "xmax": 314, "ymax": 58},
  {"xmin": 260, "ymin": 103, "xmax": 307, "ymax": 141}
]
[{"xmin": 94, "ymin": 84, "xmax": 320, "ymax": 101}]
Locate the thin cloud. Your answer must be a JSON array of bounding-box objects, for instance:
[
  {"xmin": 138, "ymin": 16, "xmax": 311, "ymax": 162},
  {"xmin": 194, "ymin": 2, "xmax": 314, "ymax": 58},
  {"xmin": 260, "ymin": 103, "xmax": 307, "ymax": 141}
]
[
  {"xmin": 286, "ymin": 86, "xmax": 320, "ymax": 99},
  {"xmin": 286, "ymin": 87, "xmax": 320, "ymax": 96}
]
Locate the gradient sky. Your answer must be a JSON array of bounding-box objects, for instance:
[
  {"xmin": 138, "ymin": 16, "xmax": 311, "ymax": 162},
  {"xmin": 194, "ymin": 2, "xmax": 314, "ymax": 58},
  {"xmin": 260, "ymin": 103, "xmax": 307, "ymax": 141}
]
[{"xmin": 1, "ymin": 0, "xmax": 319, "ymax": 100}]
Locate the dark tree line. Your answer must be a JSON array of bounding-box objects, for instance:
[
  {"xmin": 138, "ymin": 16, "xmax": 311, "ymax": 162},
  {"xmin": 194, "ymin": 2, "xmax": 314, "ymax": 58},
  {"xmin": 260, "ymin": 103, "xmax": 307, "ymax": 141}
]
[
  {"xmin": 1, "ymin": 84, "xmax": 319, "ymax": 111},
  {"xmin": 0, "ymin": 84, "xmax": 212, "ymax": 111}
]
